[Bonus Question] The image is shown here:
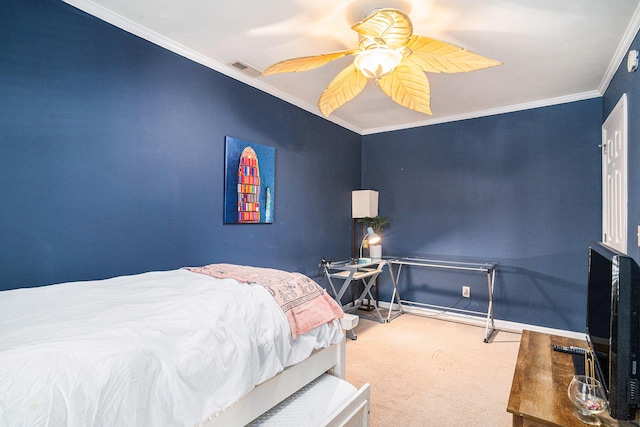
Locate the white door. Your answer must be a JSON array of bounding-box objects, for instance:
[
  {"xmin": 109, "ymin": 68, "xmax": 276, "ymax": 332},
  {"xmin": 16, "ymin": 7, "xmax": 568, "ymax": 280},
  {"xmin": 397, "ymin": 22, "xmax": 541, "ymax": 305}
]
[{"xmin": 602, "ymin": 93, "xmax": 628, "ymax": 253}]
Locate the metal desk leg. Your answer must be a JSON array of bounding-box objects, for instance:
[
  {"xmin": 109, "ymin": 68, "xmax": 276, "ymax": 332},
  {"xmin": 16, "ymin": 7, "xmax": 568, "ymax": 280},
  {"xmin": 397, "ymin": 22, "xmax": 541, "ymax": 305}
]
[
  {"xmin": 323, "ymin": 265, "xmax": 339, "ymax": 300},
  {"xmin": 483, "ymin": 267, "xmax": 496, "ymax": 343},
  {"xmin": 386, "ymin": 263, "xmax": 405, "ymax": 322},
  {"xmin": 324, "ymin": 268, "xmax": 356, "ymax": 304},
  {"xmin": 353, "ymin": 273, "xmax": 384, "ymax": 323}
]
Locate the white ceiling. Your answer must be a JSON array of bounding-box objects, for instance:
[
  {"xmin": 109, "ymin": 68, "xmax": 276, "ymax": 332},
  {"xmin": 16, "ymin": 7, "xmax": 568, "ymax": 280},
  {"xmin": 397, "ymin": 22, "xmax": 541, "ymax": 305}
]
[{"xmin": 64, "ymin": 0, "xmax": 640, "ymax": 135}]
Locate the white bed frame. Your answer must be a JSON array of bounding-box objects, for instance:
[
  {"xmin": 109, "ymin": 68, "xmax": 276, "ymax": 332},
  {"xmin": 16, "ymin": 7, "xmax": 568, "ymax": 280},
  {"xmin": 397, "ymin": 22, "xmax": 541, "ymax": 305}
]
[{"xmin": 203, "ymin": 318, "xmax": 370, "ymax": 427}]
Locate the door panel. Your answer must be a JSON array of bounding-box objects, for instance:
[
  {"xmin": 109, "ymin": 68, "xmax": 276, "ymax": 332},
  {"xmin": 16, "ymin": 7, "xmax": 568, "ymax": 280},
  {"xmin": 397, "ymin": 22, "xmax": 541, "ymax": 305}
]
[{"xmin": 602, "ymin": 94, "xmax": 628, "ymax": 253}]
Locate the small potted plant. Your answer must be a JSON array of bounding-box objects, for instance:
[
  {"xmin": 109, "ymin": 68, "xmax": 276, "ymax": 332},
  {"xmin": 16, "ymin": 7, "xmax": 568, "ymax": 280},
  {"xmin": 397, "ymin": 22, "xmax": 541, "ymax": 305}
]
[{"xmin": 357, "ymin": 216, "xmax": 390, "ymax": 234}]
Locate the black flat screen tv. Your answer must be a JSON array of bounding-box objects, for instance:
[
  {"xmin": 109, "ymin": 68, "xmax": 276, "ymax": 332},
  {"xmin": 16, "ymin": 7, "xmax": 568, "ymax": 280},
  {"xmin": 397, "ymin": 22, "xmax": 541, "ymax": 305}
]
[{"xmin": 586, "ymin": 241, "xmax": 640, "ymax": 420}]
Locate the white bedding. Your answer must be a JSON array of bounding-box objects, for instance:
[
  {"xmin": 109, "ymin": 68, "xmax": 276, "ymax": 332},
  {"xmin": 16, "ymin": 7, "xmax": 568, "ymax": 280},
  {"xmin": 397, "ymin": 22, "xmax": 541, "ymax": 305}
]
[{"xmin": 0, "ymin": 269, "xmax": 344, "ymax": 427}]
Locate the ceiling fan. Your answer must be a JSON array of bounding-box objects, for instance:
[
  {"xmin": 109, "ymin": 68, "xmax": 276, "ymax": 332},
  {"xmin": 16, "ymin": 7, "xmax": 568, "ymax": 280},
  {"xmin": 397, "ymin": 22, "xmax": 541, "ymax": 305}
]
[{"xmin": 262, "ymin": 8, "xmax": 502, "ymax": 117}]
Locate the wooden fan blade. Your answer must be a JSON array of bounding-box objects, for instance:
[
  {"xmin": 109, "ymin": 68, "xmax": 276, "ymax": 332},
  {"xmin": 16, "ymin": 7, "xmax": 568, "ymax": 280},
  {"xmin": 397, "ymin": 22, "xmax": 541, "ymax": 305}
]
[
  {"xmin": 352, "ymin": 9, "xmax": 412, "ymax": 49},
  {"xmin": 378, "ymin": 65, "xmax": 432, "ymax": 115},
  {"xmin": 406, "ymin": 36, "xmax": 502, "ymax": 73},
  {"xmin": 318, "ymin": 63, "xmax": 367, "ymax": 117},
  {"xmin": 262, "ymin": 50, "xmax": 357, "ymax": 76}
]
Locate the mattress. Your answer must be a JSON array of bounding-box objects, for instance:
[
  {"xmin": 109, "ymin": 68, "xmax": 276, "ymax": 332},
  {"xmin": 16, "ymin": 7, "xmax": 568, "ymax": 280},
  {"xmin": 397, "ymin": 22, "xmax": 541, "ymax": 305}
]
[
  {"xmin": 248, "ymin": 374, "xmax": 358, "ymax": 426},
  {"xmin": 0, "ymin": 268, "xmax": 344, "ymax": 427}
]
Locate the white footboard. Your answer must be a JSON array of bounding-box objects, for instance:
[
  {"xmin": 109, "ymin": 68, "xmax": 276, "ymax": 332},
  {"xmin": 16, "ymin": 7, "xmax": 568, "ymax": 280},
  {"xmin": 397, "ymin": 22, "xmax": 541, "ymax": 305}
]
[
  {"xmin": 324, "ymin": 383, "xmax": 370, "ymax": 427},
  {"xmin": 203, "ymin": 340, "xmax": 351, "ymax": 426}
]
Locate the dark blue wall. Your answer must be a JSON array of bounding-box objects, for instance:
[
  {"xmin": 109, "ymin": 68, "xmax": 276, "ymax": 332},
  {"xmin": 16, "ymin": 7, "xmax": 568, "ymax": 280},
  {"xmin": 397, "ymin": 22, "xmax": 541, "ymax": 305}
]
[
  {"xmin": 3, "ymin": 0, "xmax": 637, "ymax": 332},
  {"xmin": 0, "ymin": 0, "xmax": 360, "ymax": 290},
  {"xmin": 362, "ymin": 100, "xmax": 603, "ymax": 331},
  {"xmin": 603, "ymin": 30, "xmax": 640, "ymax": 264}
]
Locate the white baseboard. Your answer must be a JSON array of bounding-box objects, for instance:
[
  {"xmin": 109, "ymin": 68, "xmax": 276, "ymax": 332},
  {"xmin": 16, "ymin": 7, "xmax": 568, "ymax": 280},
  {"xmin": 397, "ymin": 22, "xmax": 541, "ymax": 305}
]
[{"xmin": 375, "ymin": 301, "xmax": 586, "ymax": 341}]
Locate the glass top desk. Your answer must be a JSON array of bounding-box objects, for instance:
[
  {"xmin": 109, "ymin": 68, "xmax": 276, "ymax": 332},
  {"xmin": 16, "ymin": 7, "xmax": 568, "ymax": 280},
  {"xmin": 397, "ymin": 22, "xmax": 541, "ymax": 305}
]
[
  {"xmin": 386, "ymin": 257, "xmax": 498, "ymax": 343},
  {"xmin": 321, "ymin": 258, "xmax": 402, "ymax": 336}
]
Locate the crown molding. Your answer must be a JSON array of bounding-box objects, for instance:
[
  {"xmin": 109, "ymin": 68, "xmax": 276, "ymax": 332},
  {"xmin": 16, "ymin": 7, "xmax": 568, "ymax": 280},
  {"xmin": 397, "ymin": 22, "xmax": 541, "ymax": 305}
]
[
  {"xmin": 62, "ymin": 0, "xmax": 630, "ymax": 137},
  {"xmin": 61, "ymin": 0, "xmax": 363, "ymax": 134},
  {"xmin": 361, "ymin": 91, "xmax": 602, "ymax": 135},
  {"xmin": 598, "ymin": 2, "xmax": 640, "ymax": 94}
]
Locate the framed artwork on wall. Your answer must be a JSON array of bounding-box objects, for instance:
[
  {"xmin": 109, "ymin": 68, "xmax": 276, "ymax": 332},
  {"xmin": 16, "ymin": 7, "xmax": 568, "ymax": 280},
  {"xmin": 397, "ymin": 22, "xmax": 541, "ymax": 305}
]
[{"xmin": 224, "ymin": 136, "xmax": 275, "ymax": 224}]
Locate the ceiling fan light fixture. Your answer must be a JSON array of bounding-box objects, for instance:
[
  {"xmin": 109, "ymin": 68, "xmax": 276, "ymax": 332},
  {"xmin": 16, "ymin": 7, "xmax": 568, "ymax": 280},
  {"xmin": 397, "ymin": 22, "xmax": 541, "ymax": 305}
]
[
  {"xmin": 262, "ymin": 8, "xmax": 502, "ymax": 117},
  {"xmin": 354, "ymin": 47, "xmax": 402, "ymax": 80}
]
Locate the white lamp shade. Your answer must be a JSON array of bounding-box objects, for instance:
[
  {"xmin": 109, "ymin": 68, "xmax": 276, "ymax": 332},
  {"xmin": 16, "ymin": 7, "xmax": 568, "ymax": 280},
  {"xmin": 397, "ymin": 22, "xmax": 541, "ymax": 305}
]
[{"xmin": 352, "ymin": 190, "xmax": 378, "ymax": 218}]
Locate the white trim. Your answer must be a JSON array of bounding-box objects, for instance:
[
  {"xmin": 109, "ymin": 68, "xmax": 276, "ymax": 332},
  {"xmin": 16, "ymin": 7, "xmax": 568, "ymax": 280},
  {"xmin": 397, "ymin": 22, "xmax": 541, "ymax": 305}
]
[
  {"xmin": 60, "ymin": 0, "xmax": 362, "ymax": 134},
  {"xmin": 361, "ymin": 91, "xmax": 602, "ymax": 135},
  {"xmin": 377, "ymin": 301, "xmax": 585, "ymax": 340},
  {"xmin": 599, "ymin": 2, "xmax": 640, "ymax": 95},
  {"xmin": 61, "ymin": 0, "xmax": 639, "ymax": 136}
]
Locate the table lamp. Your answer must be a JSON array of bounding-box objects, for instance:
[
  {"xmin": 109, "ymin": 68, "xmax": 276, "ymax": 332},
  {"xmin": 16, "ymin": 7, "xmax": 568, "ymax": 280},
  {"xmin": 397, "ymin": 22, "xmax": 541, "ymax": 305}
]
[{"xmin": 360, "ymin": 226, "xmax": 381, "ymax": 259}]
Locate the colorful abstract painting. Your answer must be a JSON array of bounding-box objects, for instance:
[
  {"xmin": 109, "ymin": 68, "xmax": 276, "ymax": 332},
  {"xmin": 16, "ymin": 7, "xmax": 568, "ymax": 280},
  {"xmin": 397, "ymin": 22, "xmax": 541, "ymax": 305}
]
[{"xmin": 224, "ymin": 136, "xmax": 275, "ymax": 224}]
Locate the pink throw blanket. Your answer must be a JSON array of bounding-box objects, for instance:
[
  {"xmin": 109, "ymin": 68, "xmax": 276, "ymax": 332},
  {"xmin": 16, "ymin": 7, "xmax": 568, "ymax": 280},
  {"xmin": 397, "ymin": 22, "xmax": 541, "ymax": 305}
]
[{"xmin": 184, "ymin": 264, "xmax": 343, "ymax": 339}]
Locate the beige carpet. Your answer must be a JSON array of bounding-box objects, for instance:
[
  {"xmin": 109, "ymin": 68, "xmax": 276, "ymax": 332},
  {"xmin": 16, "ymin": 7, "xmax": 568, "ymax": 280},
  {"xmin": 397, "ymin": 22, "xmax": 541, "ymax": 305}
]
[{"xmin": 345, "ymin": 314, "xmax": 522, "ymax": 427}]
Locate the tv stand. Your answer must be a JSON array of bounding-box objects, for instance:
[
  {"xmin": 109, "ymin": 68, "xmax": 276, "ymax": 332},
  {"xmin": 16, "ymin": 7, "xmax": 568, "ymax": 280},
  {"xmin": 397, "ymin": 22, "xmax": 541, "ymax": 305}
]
[{"xmin": 507, "ymin": 330, "xmax": 638, "ymax": 426}]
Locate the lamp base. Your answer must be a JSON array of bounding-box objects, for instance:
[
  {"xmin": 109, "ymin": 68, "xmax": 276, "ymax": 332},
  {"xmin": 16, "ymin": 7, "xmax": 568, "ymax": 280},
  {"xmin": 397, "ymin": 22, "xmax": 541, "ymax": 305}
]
[{"xmin": 370, "ymin": 245, "xmax": 382, "ymax": 259}]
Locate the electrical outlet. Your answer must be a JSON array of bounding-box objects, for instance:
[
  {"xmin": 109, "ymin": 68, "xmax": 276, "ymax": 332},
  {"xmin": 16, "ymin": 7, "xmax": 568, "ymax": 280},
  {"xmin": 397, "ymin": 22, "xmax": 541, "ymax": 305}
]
[{"xmin": 462, "ymin": 286, "xmax": 470, "ymax": 298}]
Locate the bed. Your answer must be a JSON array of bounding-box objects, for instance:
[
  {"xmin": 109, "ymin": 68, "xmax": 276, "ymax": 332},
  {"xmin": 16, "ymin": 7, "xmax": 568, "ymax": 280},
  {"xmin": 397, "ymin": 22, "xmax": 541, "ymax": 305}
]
[{"xmin": 0, "ymin": 264, "xmax": 370, "ymax": 426}]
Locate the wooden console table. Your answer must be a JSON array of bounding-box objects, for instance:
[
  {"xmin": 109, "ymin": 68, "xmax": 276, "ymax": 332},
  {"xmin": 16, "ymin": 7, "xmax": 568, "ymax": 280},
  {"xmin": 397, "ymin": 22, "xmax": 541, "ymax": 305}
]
[{"xmin": 507, "ymin": 330, "xmax": 636, "ymax": 427}]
